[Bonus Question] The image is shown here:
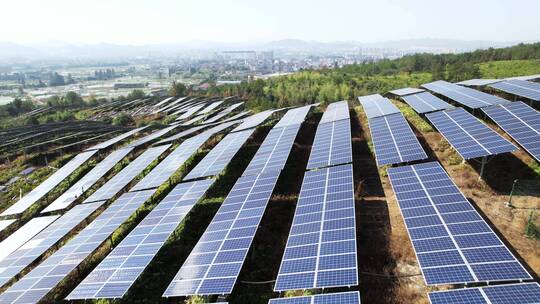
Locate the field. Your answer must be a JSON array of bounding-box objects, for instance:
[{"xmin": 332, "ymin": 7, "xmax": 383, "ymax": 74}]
[{"xmin": 478, "ymin": 59, "xmax": 540, "ymax": 78}]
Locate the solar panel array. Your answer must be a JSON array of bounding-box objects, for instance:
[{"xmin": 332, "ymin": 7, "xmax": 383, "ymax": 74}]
[
  {"xmin": 401, "ymin": 92, "xmax": 454, "ymax": 114},
  {"xmin": 170, "ymin": 100, "xmax": 199, "ymax": 116},
  {"xmin": 422, "ymin": 80, "xmax": 509, "ymax": 109},
  {"xmin": 482, "ymin": 101, "xmax": 540, "ymax": 162},
  {"xmin": 1, "ymin": 150, "xmax": 97, "ymax": 216},
  {"xmin": 221, "ymin": 110, "xmax": 251, "ymax": 123},
  {"xmin": 42, "ymin": 147, "xmax": 133, "ymax": 212},
  {"xmin": 0, "ymin": 216, "xmax": 58, "ymax": 262},
  {"xmin": 132, "ymin": 122, "xmax": 238, "ymax": 191},
  {"xmin": 426, "ymin": 108, "xmax": 517, "ymax": 159},
  {"xmin": 369, "ymin": 113, "xmax": 427, "ymax": 166},
  {"xmin": 128, "ymin": 125, "xmax": 178, "ymax": 147},
  {"xmin": 489, "ymin": 79, "xmax": 540, "ymax": 101},
  {"xmin": 0, "ymin": 202, "xmax": 104, "ymax": 288},
  {"xmin": 153, "ymin": 97, "xmax": 188, "ymax": 114},
  {"xmin": 67, "ymin": 179, "xmax": 214, "ymax": 299},
  {"xmin": 181, "ymin": 115, "xmax": 205, "ymax": 126},
  {"xmin": 274, "ymin": 105, "xmax": 313, "ymax": 128},
  {"xmin": 0, "ymin": 190, "xmax": 156, "ymax": 304},
  {"xmin": 232, "ymin": 110, "xmax": 276, "ymax": 132},
  {"xmin": 275, "ymin": 164, "xmax": 357, "ymax": 291},
  {"xmin": 163, "ymin": 172, "xmax": 280, "ymax": 296},
  {"xmin": 456, "ymin": 79, "xmax": 502, "ymax": 87},
  {"xmin": 178, "ymin": 104, "xmax": 205, "ymax": 120},
  {"xmin": 199, "ymin": 100, "xmax": 225, "ymax": 114},
  {"xmin": 242, "ymin": 125, "xmax": 301, "ymax": 176},
  {"xmin": 307, "ymin": 119, "xmax": 352, "ymax": 170},
  {"xmin": 269, "ymin": 291, "xmax": 361, "ymax": 304},
  {"xmin": 184, "ymin": 129, "xmax": 256, "ymax": 180},
  {"xmin": 157, "ymin": 125, "xmax": 208, "ymax": 144},
  {"xmin": 83, "ymin": 145, "xmax": 170, "ymax": 203},
  {"xmin": 153, "ymin": 96, "xmax": 174, "ymax": 108},
  {"xmin": 319, "ymin": 101, "xmax": 350, "ymax": 124},
  {"xmin": 204, "ymin": 102, "xmax": 244, "ymax": 123},
  {"xmin": 387, "ymin": 161, "xmax": 532, "ymax": 286},
  {"xmin": 0, "ymin": 219, "xmax": 15, "ymax": 233},
  {"xmin": 429, "ymin": 283, "xmax": 540, "ymax": 304},
  {"xmin": 389, "ymin": 87, "xmax": 425, "ymax": 96},
  {"xmin": 86, "ymin": 126, "xmax": 148, "ymax": 151},
  {"xmin": 358, "ymin": 95, "xmax": 401, "ymax": 119}
]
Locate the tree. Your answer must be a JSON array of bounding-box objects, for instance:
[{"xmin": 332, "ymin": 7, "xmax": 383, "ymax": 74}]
[
  {"xmin": 169, "ymin": 81, "xmax": 187, "ymax": 97},
  {"xmin": 112, "ymin": 113, "xmax": 135, "ymax": 126},
  {"xmin": 127, "ymin": 89, "xmax": 145, "ymax": 99}
]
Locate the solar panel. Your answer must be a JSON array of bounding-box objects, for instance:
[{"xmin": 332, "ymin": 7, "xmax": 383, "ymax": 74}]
[
  {"xmin": 128, "ymin": 125, "xmax": 178, "ymax": 147},
  {"xmin": 387, "ymin": 161, "xmax": 532, "ymax": 286},
  {"xmin": 357, "ymin": 93, "xmax": 384, "ymax": 103},
  {"xmin": 306, "ymin": 119, "xmax": 352, "ymax": 170},
  {"xmin": 232, "ymin": 110, "xmax": 276, "ymax": 132},
  {"xmin": 358, "ymin": 96, "xmax": 400, "ymax": 119},
  {"xmin": 153, "ymin": 97, "xmax": 188, "ymax": 114},
  {"xmin": 389, "ymin": 87, "xmax": 425, "ymax": 96},
  {"xmin": 0, "ymin": 216, "xmax": 58, "ymax": 262},
  {"xmin": 422, "ymin": 80, "xmax": 509, "ymax": 109},
  {"xmin": 181, "ymin": 115, "xmax": 206, "ymax": 126},
  {"xmin": 319, "ymin": 101, "xmax": 349, "ymax": 124},
  {"xmin": 457, "ymin": 79, "xmax": 502, "ymax": 87},
  {"xmin": 401, "ymin": 92, "xmax": 454, "ymax": 114},
  {"xmin": 242, "ymin": 125, "xmax": 301, "ymax": 177},
  {"xmin": 156, "ymin": 125, "xmax": 208, "ymax": 144},
  {"xmin": 199, "ymin": 100, "xmax": 225, "ymax": 114},
  {"xmin": 153, "ymin": 96, "xmax": 175, "ymax": 108},
  {"xmin": 482, "ymin": 101, "xmax": 540, "ymax": 162},
  {"xmin": 86, "ymin": 126, "xmax": 148, "ymax": 151},
  {"xmin": 204, "ymin": 102, "xmax": 244, "ymax": 123},
  {"xmin": 429, "ymin": 283, "xmax": 540, "ymax": 304},
  {"xmin": 269, "ymin": 291, "xmax": 361, "ymax": 304},
  {"xmin": 506, "ymin": 74, "xmax": 540, "ymax": 81},
  {"xmin": 1, "ymin": 150, "xmax": 97, "ymax": 216},
  {"xmin": 0, "ymin": 190, "xmax": 156, "ymax": 304},
  {"xmin": 489, "ymin": 79, "xmax": 540, "ymax": 101},
  {"xmin": 184, "ymin": 129, "xmax": 256, "ymax": 180},
  {"xmin": 0, "ymin": 202, "xmax": 104, "ymax": 288},
  {"xmin": 132, "ymin": 122, "xmax": 237, "ymax": 191},
  {"xmin": 42, "ymin": 147, "xmax": 133, "ymax": 213},
  {"xmin": 275, "ymin": 164, "xmax": 357, "ymax": 291},
  {"xmin": 368, "ymin": 113, "xmax": 428, "ymax": 166},
  {"xmin": 426, "ymin": 108, "xmax": 517, "ymax": 159},
  {"xmin": 221, "ymin": 110, "xmax": 251, "ymax": 124},
  {"xmin": 178, "ymin": 104, "xmax": 206, "ymax": 120},
  {"xmin": 0, "ymin": 219, "xmax": 15, "ymax": 233},
  {"xmin": 274, "ymin": 105, "xmax": 313, "ymax": 128},
  {"xmin": 83, "ymin": 145, "xmax": 170, "ymax": 203},
  {"xmin": 66, "ymin": 179, "xmax": 214, "ymax": 299},
  {"xmin": 169, "ymin": 100, "xmax": 200, "ymax": 116},
  {"xmin": 163, "ymin": 171, "xmax": 280, "ymax": 297}
]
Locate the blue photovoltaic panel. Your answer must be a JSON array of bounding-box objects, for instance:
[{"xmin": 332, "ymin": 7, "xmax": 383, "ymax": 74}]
[
  {"xmin": 153, "ymin": 97, "xmax": 189, "ymax": 114},
  {"xmin": 132, "ymin": 122, "xmax": 238, "ymax": 191},
  {"xmin": 306, "ymin": 119, "xmax": 352, "ymax": 170},
  {"xmin": 153, "ymin": 97, "xmax": 174, "ymax": 108},
  {"xmin": 269, "ymin": 291, "xmax": 361, "ymax": 304},
  {"xmin": 389, "ymin": 87, "xmax": 425, "ymax": 96},
  {"xmin": 67, "ymin": 179, "xmax": 214, "ymax": 299},
  {"xmin": 422, "ymin": 80, "xmax": 509, "ymax": 109},
  {"xmin": 181, "ymin": 115, "xmax": 205, "ymax": 126},
  {"xmin": 163, "ymin": 172, "xmax": 280, "ymax": 297},
  {"xmin": 426, "ymin": 108, "xmax": 517, "ymax": 159},
  {"xmin": 83, "ymin": 145, "xmax": 170, "ymax": 203},
  {"xmin": 275, "ymin": 164, "xmax": 357, "ymax": 291},
  {"xmin": 401, "ymin": 92, "xmax": 454, "ymax": 114},
  {"xmin": 128, "ymin": 125, "xmax": 178, "ymax": 147},
  {"xmin": 457, "ymin": 79, "xmax": 501, "ymax": 87},
  {"xmin": 489, "ymin": 79, "xmax": 540, "ymax": 101},
  {"xmin": 232, "ymin": 110, "xmax": 276, "ymax": 132},
  {"xmin": 369, "ymin": 113, "xmax": 427, "ymax": 166},
  {"xmin": 0, "ymin": 219, "xmax": 15, "ymax": 233},
  {"xmin": 1, "ymin": 150, "xmax": 97, "ymax": 216},
  {"xmin": 184, "ymin": 129, "xmax": 255, "ymax": 180},
  {"xmin": 199, "ymin": 100, "xmax": 225, "ymax": 114},
  {"xmin": 429, "ymin": 283, "xmax": 540, "ymax": 304},
  {"xmin": 204, "ymin": 102, "xmax": 244, "ymax": 123},
  {"xmin": 242, "ymin": 125, "xmax": 301, "ymax": 176},
  {"xmin": 0, "ymin": 190, "xmax": 156, "ymax": 304},
  {"xmin": 86, "ymin": 126, "xmax": 148, "ymax": 151},
  {"xmin": 319, "ymin": 101, "xmax": 349, "ymax": 124},
  {"xmin": 178, "ymin": 104, "xmax": 206, "ymax": 120},
  {"xmin": 42, "ymin": 147, "xmax": 133, "ymax": 212},
  {"xmin": 482, "ymin": 101, "xmax": 540, "ymax": 162},
  {"xmin": 274, "ymin": 105, "xmax": 313, "ymax": 128},
  {"xmin": 358, "ymin": 95, "xmax": 400, "ymax": 119},
  {"xmin": 0, "ymin": 202, "xmax": 104, "ymax": 288},
  {"xmin": 156, "ymin": 125, "xmax": 208, "ymax": 144},
  {"xmin": 387, "ymin": 161, "xmax": 532, "ymax": 286}
]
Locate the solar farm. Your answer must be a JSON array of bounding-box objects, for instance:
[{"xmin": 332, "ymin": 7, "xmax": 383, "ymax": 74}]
[{"xmin": 0, "ymin": 76, "xmax": 538, "ymax": 304}]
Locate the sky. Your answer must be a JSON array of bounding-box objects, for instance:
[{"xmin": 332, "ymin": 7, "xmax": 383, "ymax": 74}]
[{"xmin": 1, "ymin": 0, "xmax": 539, "ymax": 45}]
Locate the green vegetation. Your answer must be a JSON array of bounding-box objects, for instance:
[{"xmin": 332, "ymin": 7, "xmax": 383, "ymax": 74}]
[
  {"xmin": 112, "ymin": 113, "xmax": 135, "ymax": 126},
  {"xmin": 479, "ymin": 59, "xmax": 540, "ymax": 78},
  {"xmin": 170, "ymin": 81, "xmax": 188, "ymax": 97}
]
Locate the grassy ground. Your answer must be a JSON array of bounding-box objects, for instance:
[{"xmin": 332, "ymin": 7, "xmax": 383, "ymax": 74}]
[{"xmin": 478, "ymin": 59, "xmax": 540, "ymax": 78}]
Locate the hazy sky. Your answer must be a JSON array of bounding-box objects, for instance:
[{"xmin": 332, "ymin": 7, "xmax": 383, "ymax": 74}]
[{"xmin": 2, "ymin": 0, "xmax": 539, "ymax": 44}]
